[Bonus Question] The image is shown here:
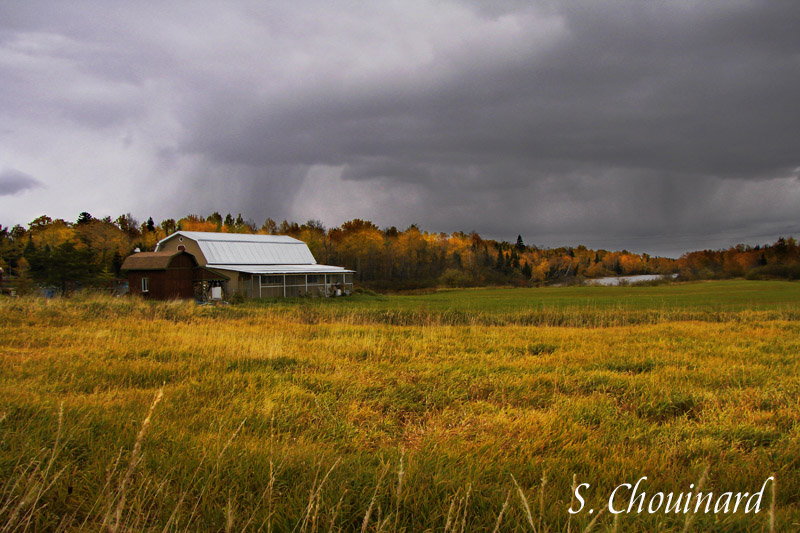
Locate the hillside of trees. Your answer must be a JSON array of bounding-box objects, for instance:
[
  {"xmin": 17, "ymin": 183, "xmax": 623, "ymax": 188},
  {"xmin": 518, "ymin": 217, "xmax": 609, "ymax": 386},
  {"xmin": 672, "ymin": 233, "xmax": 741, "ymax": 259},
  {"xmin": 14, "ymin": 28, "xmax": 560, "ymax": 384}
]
[{"xmin": 0, "ymin": 211, "xmax": 797, "ymax": 295}]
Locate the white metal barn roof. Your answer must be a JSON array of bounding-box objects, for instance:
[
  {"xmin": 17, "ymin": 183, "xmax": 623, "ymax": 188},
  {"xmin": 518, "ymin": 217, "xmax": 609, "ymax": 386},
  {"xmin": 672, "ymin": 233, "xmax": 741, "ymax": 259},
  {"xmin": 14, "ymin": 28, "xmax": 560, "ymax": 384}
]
[
  {"xmin": 155, "ymin": 231, "xmax": 353, "ymax": 275},
  {"xmin": 157, "ymin": 231, "xmax": 318, "ymax": 265}
]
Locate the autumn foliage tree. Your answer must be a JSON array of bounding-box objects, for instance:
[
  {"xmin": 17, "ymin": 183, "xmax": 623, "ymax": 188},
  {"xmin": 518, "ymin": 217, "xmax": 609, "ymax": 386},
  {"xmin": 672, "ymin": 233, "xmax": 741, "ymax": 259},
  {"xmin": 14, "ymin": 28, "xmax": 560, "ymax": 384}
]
[
  {"xmin": 3, "ymin": 210, "xmax": 798, "ymax": 294},
  {"xmin": 679, "ymin": 238, "xmax": 800, "ymax": 280}
]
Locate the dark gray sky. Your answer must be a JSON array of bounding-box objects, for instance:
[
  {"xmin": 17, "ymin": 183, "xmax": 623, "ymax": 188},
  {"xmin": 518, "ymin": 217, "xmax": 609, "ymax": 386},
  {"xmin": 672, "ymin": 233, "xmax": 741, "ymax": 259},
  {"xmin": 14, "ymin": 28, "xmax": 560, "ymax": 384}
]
[{"xmin": 1, "ymin": 0, "xmax": 799, "ymax": 256}]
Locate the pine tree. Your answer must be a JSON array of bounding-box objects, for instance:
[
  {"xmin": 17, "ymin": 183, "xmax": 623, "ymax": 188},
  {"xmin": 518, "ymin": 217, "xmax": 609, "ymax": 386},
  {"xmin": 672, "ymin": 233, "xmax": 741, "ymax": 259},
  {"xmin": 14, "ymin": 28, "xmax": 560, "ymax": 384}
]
[
  {"xmin": 111, "ymin": 251, "xmax": 123, "ymax": 275},
  {"xmin": 76, "ymin": 212, "xmax": 94, "ymax": 225},
  {"xmin": 26, "ymin": 241, "xmax": 97, "ymax": 295},
  {"xmin": 521, "ymin": 262, "xmax": 532, "ymax": 279},
  {"xmin": 208, "ymin": 212, "xmax": 223, "ymax": 231}
]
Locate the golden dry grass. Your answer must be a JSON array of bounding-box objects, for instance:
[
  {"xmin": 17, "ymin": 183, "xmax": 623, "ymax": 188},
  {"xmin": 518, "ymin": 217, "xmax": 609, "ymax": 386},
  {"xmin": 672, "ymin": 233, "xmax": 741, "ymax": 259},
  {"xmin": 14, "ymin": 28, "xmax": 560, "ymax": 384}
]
[{"xmin": 1, "ymin": 285, "xmax": 799, "ymax": 531}]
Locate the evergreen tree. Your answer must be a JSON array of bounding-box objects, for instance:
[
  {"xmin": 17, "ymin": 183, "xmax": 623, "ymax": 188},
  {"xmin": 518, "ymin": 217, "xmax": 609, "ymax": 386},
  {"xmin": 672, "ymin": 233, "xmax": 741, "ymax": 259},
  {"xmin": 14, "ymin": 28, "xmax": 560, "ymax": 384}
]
[
  {"xmin": 495, "ymin": 250, "xmax": 504, "ymax": 271},
  {"xmin": 26, "ymin": 241, "xmax": 97, "ymax": 295},
  {"xmin": 76, "ymin": 212, "xmax": 94, "ymax": 225},
  {"xmin": 23, "ymin": 238, "xmax": 36, "ymax": 264},
  {"xmin": 521, "ymin": 262, "xmax": 532, "ymax": 279},
  {"xmin": 111, "ymin": 250, "xmax": 124, "ymax": 275},
  {"xmin": 208, "ymin": 212, "xmax": 223, "ymax": 230},
  {"xmin": 480, "ymin": 245, "xmax": 493, "ymax": 268},
  {"xmin": 515, "ymin": 235, "xmax": 525, "ymax": 251}
]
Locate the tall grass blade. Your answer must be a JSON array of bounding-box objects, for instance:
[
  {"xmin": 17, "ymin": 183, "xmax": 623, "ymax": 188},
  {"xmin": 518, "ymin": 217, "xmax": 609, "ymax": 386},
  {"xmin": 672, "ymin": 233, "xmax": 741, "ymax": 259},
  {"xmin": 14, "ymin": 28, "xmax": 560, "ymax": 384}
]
[{"xmin": 511, "ymin": 474, "xmax": 536, "ymax": 533}]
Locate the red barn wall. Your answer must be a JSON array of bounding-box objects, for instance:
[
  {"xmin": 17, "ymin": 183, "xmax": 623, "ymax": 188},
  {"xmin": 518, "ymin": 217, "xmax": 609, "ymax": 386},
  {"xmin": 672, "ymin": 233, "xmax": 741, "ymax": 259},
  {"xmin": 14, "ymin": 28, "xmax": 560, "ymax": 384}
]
[{"xmin": 127, "ymin": 254, "xmax": 196, "ymax": 299}]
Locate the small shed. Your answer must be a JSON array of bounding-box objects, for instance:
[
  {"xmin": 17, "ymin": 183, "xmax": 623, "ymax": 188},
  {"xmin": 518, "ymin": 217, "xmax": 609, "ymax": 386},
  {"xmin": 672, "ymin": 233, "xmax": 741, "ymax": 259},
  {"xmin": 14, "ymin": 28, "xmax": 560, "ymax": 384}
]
[{"xmin": 120, "ymin": 250, "xmax": 228, "ymax": 300}]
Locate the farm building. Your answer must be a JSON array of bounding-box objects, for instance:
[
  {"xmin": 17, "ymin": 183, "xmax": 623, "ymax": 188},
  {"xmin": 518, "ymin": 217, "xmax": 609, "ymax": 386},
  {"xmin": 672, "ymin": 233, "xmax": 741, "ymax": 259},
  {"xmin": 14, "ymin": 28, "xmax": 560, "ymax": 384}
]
[
  {"xmin": 120, "ymin": 250, "xmax": 229, "ymax": 300},
  {"xmin": 149, "ymin": 231, "xmax": 354, "ymax": 299}
]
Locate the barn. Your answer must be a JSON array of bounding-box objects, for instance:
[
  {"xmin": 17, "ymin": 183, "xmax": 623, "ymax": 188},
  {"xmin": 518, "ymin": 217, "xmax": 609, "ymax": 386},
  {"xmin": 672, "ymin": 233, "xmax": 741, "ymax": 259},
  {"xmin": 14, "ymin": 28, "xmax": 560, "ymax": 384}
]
[
  {"xmin": 120, "ymin": 250, "xmax": 229, "ymax": 300},
  {"xmin": 152, "ymin": 231, "xmax": 354, "ymax": 299}
]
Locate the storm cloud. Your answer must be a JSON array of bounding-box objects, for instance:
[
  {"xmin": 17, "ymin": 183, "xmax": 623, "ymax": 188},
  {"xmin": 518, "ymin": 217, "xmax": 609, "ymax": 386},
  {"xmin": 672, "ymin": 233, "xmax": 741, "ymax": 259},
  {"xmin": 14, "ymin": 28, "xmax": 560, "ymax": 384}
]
[
  {"xmin": 0, "ymin": 169, "xmax": 43, "ymax": 196},
  {"xmin": 1, "ymin": 0, "xmax": 798, "ymax": 256}
]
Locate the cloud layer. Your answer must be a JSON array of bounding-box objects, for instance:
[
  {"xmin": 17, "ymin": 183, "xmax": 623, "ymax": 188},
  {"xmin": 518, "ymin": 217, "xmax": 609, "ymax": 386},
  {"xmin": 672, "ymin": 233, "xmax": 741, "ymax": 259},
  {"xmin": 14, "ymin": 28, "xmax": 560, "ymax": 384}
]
[
  {"xmin": 0, "ymin": 169, "xmax": 43, "ymax": 196},
  {"xmin": 1, "ymin": 0, "xmax": 798, "ymax": 255}
]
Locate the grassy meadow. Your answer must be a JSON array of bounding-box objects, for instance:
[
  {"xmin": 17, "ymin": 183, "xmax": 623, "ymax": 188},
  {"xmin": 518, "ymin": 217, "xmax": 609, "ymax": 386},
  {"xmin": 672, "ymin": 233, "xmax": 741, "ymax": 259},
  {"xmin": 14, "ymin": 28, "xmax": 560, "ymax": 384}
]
[{"xmin": 1, "ymin": 280, "xmax": 800, "ymax": 531}]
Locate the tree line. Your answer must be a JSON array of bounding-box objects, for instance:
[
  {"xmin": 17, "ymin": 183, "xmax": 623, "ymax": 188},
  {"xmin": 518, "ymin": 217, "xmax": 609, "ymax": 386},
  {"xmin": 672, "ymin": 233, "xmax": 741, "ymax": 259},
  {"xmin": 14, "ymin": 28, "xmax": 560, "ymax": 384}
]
[
  {"xmin": 0, "ymin": 211, "xmax": 797, "ymax": 294},
  {"xmin": 677, "ymin": 237, "xmax": 800, "ymax": 280}
]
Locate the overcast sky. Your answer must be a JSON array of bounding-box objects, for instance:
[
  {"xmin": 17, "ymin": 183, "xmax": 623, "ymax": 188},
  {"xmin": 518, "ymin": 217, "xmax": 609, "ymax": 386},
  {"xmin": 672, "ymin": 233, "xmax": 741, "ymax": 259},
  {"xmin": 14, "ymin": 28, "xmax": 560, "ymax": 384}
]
[{"xmin": 1, "ymin": 0, "xmax": 798, "ymax": 256}]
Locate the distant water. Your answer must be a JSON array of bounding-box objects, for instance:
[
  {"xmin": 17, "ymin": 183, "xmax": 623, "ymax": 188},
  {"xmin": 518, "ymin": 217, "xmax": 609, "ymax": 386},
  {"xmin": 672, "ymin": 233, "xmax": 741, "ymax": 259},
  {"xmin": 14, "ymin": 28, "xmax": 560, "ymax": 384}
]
[{"xmin": 587, "ymin": 274, "xmax": 677, "ymax": 286}]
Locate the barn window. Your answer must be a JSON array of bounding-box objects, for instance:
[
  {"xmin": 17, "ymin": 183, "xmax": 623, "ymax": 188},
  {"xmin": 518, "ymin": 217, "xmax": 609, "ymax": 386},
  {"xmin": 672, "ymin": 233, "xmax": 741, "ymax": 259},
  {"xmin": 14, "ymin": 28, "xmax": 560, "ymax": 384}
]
[
  {"xmin": 142, "ymin": 277, "xmax": 150, "ymax": 293},
  {"xmin": 307, "ymin": 275, "xmax": 320, "ymax": 283}
]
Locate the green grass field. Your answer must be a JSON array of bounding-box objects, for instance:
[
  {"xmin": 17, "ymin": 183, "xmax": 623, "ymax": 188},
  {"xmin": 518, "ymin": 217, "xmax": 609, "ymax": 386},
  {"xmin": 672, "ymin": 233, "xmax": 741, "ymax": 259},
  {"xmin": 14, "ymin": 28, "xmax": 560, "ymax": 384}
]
[
  {"xmin": 335, "ymin": 280, "xmax": 800, "ymax": 312},
  {"xmin": 1, "ymin": 281, "xmax": 799, "ymax": 531}
]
